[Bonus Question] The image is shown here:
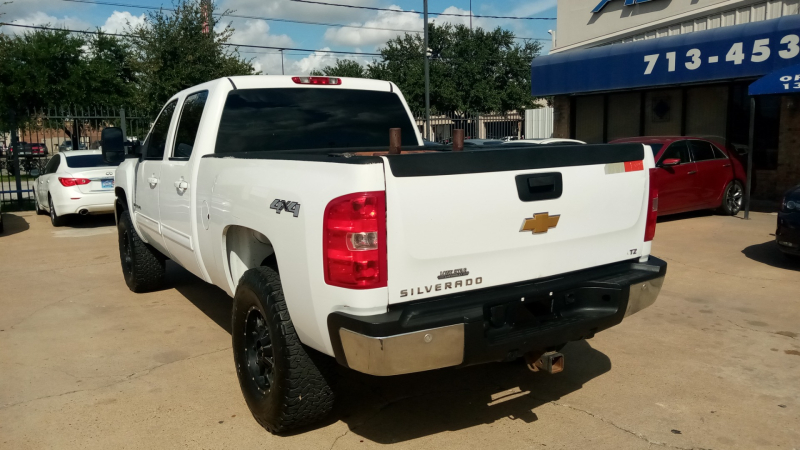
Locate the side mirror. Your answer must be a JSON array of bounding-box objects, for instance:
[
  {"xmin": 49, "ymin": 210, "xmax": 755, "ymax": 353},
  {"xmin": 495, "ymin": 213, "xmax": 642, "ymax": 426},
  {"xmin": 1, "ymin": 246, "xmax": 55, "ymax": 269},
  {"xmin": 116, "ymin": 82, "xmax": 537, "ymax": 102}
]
[
  {"xmin": 30, "ymin": 168, "xmax": 40, "ymax": 177},
  {"xmin": 661, "ymin": 158, "xmax": 681, "ymax": 167},
  {"xmin": 101, "ymin": 127, "xmax": 125, "ymax": 165}
]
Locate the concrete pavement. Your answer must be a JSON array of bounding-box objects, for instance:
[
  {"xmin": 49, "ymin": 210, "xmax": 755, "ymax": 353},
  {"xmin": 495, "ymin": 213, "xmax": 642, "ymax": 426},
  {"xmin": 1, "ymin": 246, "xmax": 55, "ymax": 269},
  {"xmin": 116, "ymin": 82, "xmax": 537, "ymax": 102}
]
[{"xmin": 0, "ymin": 210, "xmax": 798, "ymax": 449}]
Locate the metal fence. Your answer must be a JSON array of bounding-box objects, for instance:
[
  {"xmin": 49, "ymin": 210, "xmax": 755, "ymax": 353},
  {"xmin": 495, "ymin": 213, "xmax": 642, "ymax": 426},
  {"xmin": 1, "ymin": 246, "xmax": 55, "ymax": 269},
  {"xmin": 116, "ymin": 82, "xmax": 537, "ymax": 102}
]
[
  {"xmin": 414, "ymin": 111, "xmax": 531, "ymax": 143},
  {"xmin": 1, "ymin": 106, "xmax": 149, "ymax": 211}
]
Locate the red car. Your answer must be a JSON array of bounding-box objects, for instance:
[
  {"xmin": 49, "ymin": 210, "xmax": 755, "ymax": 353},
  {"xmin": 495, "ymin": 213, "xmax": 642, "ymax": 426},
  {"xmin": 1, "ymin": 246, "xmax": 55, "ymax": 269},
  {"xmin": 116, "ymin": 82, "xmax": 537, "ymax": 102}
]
[{"xmin": 610, "ymin": 137, "xmax": 746, "ymax": 216}]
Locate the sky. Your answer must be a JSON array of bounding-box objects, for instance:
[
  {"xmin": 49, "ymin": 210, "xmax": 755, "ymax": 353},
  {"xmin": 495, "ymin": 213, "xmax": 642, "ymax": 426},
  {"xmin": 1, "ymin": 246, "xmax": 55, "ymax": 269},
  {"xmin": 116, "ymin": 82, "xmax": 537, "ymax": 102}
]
[{"xmin": 0, "ymin": 0, "xmax": 557, "ymax": 75}]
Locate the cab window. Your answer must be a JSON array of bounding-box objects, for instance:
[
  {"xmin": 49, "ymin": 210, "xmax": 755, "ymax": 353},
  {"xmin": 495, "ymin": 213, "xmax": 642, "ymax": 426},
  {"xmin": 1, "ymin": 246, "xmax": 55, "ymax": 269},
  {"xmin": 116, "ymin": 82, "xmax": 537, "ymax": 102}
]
[
  {"xmin": 172, "ymin": 90, "xmax": 209, "ymax": 159},
  {"xmin": 689, "ymin": 141, "xmax": 716, "ymax": 162},
  {"xmin": 659, "ymin": 141, "xmax": 691, "ymax": 164},
  {"xmin": 44, "ymin": 155, "xmax": 60, "ymax": 174},
  {"xmin": 143, "ymin": 100, "xmax": 178, "ymax": 160}
]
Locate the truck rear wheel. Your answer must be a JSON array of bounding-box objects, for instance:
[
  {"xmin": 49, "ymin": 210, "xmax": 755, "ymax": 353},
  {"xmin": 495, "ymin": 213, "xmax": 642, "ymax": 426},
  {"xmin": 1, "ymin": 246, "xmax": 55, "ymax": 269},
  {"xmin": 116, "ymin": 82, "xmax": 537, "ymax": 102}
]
[
  {"xmin": 117, "ymin": 210, "xmax": 166, "ymax": 292},
  {"xmin": 232, "ymin": 267, "xmax": 335, "ymax": 434}
]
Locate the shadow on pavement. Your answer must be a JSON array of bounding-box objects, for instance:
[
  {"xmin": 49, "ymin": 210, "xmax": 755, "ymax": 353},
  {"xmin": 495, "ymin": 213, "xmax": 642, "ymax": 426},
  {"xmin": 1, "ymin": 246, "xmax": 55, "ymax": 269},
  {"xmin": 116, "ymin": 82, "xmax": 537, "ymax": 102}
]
[
  {"xmin": 742, "ymin": 241, "xmax": 800, "ymax": 271},
  {"xmin": 324, "ymin": 339, "xmax": 611, "ymax": 443},
  {"xmin": 167, "ymin": 261, "xmax": 233, "ymax": 333},
  {"xmin": 167, "ymin": 263, "xmax": 612, "ymax": 442},
  {"xmin": 63, "ymin": 213, "xmax": 116, "ymax": 229},
  {"xmin": 656, "ymin": 209, "xmax": 714, "ymax": 223},
  {"xmin": 0, "ymin": 213, "xmax": 30, "ymax": 237}
]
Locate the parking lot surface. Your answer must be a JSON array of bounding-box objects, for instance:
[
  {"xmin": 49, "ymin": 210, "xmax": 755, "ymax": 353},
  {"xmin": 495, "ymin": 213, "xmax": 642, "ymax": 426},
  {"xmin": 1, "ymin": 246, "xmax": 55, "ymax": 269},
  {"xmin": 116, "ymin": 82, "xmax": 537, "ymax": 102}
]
[{"xmin": 1, "ymin": 210, "xmax": 798, "ymax": 449}]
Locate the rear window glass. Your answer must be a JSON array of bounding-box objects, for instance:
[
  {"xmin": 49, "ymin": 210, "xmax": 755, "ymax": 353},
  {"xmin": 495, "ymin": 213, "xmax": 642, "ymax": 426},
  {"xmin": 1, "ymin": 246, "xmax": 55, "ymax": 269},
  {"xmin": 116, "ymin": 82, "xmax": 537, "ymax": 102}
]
[
  {"xmin": 215, "ymin": 88, "xmax": 418, "ymax": 153},
  {"xmin": 65, "ymin": 155, "xmax": 119, "ymax": 168}
]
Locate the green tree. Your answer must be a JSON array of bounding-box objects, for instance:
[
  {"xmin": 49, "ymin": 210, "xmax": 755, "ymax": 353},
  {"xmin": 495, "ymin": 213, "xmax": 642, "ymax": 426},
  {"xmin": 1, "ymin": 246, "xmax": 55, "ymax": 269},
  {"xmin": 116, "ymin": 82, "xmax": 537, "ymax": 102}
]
[
  {"xmin": 126, "ymin": 0, "xmax": 256, "ymax": 116},
  {"xmin": 310, "ymin": 59, "xmax": 366, "ymax": 78},
  {"xmin": 365, "ymin": 23, "xmax": 542, "ymax": 114}
]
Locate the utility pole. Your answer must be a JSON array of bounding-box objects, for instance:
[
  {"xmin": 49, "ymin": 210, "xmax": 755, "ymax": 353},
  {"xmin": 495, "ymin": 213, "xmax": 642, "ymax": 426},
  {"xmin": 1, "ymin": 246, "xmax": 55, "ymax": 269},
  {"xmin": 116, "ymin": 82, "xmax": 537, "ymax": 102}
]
[
  {"xmin": 470, "ymin": 0, "xmax": 472, "ymax": 31},
  {"xmin": 280, "ymin": 49, "xmax": 285, "ymax": 75},
  {"xmin": 423, "ymin": 0, "xmax": 430, "ymax": 141}
]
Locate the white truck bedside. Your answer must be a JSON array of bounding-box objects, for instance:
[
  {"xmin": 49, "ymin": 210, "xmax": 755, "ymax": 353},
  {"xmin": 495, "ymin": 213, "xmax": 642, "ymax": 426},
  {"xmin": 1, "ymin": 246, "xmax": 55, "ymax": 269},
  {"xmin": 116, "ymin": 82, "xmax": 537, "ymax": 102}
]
[{"xmin": 102, "ymin": 75, "xmax": 667, "ymax": 433}]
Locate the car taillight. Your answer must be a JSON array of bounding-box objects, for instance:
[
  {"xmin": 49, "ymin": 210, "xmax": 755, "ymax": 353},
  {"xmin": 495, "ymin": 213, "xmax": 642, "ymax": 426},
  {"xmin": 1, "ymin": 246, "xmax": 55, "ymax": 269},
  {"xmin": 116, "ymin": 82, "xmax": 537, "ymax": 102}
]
[
  {"xmin": 292, "ymin": 76, "xmax": 342, "ymax": 85},
  {"xmin": 323, "ymin": 191, "xmax": 387, "ymax": 289},
  {"xmin": 645, "ymin": 169, "xmax": 658, "ymax": 242},
  {"xmin": 59, "ymin": 177, "xmax": 91, "ymax": 187}
]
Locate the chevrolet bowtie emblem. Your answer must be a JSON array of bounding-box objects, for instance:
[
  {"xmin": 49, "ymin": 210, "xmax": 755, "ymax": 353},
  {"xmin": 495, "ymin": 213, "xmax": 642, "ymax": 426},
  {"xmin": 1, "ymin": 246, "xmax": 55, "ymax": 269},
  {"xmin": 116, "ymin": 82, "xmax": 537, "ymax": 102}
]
[{"xmin": 520, "ymin": 213, "xmax": 560, "ymax": 234}]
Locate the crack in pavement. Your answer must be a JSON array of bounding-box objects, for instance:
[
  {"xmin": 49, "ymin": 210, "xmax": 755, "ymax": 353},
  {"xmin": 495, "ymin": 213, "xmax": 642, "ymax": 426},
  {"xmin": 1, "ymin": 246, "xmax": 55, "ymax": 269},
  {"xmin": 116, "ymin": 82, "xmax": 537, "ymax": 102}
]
[
  {"xmin": 0, "ymin": 347, "xmax": 229, "ymax": 410},
  {"xmin": 328, "ymin": 429, "xmax": 350, "ymax": 450},
  {"xmin": 726, "ymin": 319, "xmax": 798, "ymax": 340},
  {"xmin": 5, "ymin": 285, "xmax": 105, "ymax": 330},
  {"xmin": 543, "ymin": 399, "xmax": 711, "ymax": 450}
]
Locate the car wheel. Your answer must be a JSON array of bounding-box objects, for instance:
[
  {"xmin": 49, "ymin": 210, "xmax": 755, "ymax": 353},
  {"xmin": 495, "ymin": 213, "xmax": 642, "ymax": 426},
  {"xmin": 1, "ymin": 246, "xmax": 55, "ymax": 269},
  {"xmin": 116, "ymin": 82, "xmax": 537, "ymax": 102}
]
[
  {"xmin": 232, "ymin": 267, "xmax": 335, "ymax": 434},
  {"xmin": 719, "ymin": 181, "xmax": 743, "ymax": 216},
  {"xmin": 49, "ymin": 196, "xmax": 66, "ymax": 227},
  {"xmin": 117, "ymin": 210, "xmax": 166, "ymax": 293},
  {"xmin": 35, "ymin": 197, "xmax": 45, "ymax": 215}
]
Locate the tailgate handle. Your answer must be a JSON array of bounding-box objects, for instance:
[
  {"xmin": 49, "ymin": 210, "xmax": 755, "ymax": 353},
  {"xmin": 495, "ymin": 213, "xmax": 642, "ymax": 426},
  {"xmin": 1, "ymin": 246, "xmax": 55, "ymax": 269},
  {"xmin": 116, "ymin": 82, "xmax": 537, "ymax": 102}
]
[{"xmin": 515, "ymin": 173, "xmax": 562, "ymax": 202}]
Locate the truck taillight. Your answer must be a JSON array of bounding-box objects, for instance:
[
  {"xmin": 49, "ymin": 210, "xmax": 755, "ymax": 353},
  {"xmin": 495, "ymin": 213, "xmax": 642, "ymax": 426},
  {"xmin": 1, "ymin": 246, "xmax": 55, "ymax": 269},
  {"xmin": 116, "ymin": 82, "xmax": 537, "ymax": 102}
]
[
  {"xmin": 59, "ymin": 177, "xmax": 91, "ymax": 187},
  {"xmin": 645, "ymin": 170, "xmax": 658, "ymax": 242},
  {"xmin": 323, "ymin": 191, "xmax": 387, "ymax": 289}
]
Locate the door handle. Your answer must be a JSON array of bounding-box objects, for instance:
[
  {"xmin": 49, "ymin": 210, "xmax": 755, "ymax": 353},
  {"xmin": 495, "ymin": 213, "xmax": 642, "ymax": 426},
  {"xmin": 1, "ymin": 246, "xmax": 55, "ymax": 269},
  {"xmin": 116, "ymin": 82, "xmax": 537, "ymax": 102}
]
[
  {"xmin": 687, "ymin": 171, "xmax": 697, "ymax": 175},
  {"xmin": 147, "ymin": 176, "xmax": 159, "ymax": 186},
  {"xmin": 174, "ymin": 180, "xmax": 189, "ymax": 192}
]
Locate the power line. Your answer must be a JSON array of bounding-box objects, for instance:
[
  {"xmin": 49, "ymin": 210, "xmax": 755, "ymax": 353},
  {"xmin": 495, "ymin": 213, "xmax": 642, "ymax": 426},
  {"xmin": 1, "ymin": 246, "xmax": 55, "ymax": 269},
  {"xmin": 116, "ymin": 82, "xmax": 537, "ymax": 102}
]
[
  {"xmin": 289, "ymin": 0, "xmax": 557, "ymax": 20},
  {"xmin": 60, "ymin": 0, "xmax": 549, "ymax": 41},
  {"xmin": 0, "ymin": 22, "xmax": 382, "ymax": 55}
]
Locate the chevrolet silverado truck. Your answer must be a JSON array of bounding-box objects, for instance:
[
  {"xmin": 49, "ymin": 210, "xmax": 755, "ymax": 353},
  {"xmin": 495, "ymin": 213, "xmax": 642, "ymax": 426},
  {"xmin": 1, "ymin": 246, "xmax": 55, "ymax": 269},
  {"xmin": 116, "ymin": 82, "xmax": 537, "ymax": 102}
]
[{"xmin": 102, "ymin": 75, "xmax": 667, "ymax": 433}]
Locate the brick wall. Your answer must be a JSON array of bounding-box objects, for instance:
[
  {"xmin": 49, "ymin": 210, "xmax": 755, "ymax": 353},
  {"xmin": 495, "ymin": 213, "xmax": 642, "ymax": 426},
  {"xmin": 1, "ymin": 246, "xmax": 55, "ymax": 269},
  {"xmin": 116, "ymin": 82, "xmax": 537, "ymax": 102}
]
[{"xmin": 776, "ymin": 95, "xmax": 800, "ymax": 197}]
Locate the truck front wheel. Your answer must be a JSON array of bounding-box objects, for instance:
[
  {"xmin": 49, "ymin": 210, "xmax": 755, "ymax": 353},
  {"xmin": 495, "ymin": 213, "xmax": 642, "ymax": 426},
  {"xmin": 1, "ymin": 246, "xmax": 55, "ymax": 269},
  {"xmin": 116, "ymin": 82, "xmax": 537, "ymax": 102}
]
[
  {"xmin": 117, "ymin": 210, "xmax": 166, "ymax": 292},
  {"xmin": 232, "ymin": 267, "xmax": 335, "ymax": 434}
]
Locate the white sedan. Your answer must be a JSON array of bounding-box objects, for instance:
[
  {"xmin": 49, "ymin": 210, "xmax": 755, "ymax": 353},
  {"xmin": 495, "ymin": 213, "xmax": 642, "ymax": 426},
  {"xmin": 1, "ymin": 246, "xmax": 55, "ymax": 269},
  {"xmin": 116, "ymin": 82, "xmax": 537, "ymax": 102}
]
[{"xmin": 34, "ymin": 150, "xmax": 119, "ymax": 226}]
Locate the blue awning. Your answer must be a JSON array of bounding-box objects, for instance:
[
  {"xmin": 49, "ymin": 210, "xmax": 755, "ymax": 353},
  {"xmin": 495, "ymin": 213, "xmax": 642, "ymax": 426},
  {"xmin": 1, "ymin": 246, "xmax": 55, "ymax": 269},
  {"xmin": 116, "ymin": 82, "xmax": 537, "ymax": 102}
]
[
  {"xmin": 749, "ymin": 62, "xmax": 800, "ymax": 95},
  {"xmin": 531, "ymin": 14, "xmax": 800, "ymax": 97}
]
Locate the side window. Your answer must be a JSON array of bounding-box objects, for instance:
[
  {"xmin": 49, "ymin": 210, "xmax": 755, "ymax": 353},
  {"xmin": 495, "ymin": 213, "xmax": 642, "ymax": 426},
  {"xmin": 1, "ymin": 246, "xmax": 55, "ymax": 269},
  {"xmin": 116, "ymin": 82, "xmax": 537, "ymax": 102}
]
[
  {"xmin": 659, "ymin": 141, "xmax": 691, "ymax": 164},
  {"xmin": 711, "ymin": 144, "xmax": 727, "ymax": 159},
  {"xmin": 143, "ymin": 100, "xmax": 178, "ymax": 160},
  {"xmin": 689, "ymin": 140, "xmax": 715, "ymax": 162},
  {"xmin": 172, "ymin": 90, "xmax": 209, "ymax": 159},
  {"xmin": 44, "ymin": 155, "xmax": 60, "ymax": 174}
]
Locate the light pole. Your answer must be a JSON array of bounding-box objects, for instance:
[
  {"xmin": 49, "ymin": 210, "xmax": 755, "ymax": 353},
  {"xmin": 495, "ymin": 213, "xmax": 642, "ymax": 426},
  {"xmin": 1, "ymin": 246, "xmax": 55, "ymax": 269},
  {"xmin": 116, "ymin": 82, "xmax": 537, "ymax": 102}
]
[
  {"xmin": 423, "ymin": 0, "xmax": 430, "ymax": 140},
  {"xmin": 280, "ymin": 49, "xmax": 285, "ymax": 75}
]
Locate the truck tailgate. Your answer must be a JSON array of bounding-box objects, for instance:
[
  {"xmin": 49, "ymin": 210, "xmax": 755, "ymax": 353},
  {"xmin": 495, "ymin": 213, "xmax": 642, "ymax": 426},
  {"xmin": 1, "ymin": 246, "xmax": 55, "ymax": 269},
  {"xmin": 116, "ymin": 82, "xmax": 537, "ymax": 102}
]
[{"xmin": 382, "ymin": 144, "xmax": 653, "ymax": 305}]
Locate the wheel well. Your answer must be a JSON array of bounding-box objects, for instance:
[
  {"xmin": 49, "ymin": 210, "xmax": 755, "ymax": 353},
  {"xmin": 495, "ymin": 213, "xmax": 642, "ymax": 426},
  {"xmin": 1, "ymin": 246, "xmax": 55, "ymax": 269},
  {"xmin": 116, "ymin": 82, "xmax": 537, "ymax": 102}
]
[
  {"xmin": 115, "ymin": 187, "xmax": 128, "ymax": 222},
  {"xmin": 225, "ymin": 225, "xmax": 276, "ymax": 290}
]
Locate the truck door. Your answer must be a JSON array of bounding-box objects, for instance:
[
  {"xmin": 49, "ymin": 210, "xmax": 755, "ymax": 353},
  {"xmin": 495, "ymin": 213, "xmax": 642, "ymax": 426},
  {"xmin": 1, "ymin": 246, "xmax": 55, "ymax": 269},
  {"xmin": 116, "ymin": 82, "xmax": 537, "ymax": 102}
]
[
  {"xmin": 158, "ymin": 90, "xmax": 209, "ymax": 279},
  {"xmin": 134, "ymin": 99, "xmax": 178, "ymax": 254}
]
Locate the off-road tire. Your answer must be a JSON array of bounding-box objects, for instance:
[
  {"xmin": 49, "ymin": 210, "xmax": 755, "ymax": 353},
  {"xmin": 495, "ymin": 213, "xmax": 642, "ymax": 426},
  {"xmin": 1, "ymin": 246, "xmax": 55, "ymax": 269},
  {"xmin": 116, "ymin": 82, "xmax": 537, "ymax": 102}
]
[
  {"xmin": 117, "ymin": 210, "xmax": 166, "ymax": 292},
  {"xmin": 232, "ymin": 267, "xmax": 335, "ymax": 434},
  {"xmin": 49, "ymin": 196, "xmax": 66, "ymax": 227},
  {"xmin": 719, "ymin": 180, "xmax": 744, "ymax": 216}
]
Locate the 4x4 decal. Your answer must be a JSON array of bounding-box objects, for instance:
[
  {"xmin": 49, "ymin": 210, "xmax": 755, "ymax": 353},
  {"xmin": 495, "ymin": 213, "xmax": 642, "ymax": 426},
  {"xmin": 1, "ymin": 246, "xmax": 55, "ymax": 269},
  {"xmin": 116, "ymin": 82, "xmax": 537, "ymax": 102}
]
[{"xmin": 270, "ymin": 199, "xmax": 301, "ymax": 217}]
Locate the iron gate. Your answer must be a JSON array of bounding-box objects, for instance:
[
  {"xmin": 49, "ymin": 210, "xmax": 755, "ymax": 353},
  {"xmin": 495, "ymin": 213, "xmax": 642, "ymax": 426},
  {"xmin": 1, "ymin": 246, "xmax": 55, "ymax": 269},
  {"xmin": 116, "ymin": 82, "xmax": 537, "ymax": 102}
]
[{"xmin": 0, "ymin": 106, "xmax": 149, "ymax": 211}]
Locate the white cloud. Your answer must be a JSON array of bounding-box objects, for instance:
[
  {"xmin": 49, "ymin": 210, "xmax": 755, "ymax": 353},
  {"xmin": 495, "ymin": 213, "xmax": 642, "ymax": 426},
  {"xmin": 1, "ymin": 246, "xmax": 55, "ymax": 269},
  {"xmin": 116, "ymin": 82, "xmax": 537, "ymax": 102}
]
[
  {"xmin": 219, "ymin": 0, "xmax": 380, "ymax": 24},
  {"xmin": 101, "ymin": 11, "xmax": 147, "ymax": 34},
  {"xmin": 6, "ymin": 11, "xmax": 92, "ymax": 33},
  {"xmin": 224, "ymin": 19, "xmax": 296, "ymax": 75},
  {"xmin": 323, "ymin": 6, "xmax": 422, "ymax": 48}
]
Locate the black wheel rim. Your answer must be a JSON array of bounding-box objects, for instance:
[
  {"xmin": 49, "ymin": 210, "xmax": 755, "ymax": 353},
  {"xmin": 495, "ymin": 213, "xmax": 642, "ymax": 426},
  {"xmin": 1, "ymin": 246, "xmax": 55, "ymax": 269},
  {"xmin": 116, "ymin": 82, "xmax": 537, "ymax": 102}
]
[
  {"xmin": 120, "ymin": 227, "xmax": 133, "ymax": 274},
  {"xmin": 728, "ymin": 184, "xmax": 743, "ymax": 213},
  {"xmin": 244, "ymin": 307, "xmax": 274, "ymax": 393}
]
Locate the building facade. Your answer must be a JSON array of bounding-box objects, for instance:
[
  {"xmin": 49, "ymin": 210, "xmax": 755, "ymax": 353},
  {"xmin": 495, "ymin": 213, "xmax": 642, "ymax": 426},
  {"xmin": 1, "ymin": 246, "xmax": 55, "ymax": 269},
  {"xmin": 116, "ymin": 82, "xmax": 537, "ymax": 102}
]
[{"xmin": 534, "ymin": 0, "xmax": 800, "ymax": 198}]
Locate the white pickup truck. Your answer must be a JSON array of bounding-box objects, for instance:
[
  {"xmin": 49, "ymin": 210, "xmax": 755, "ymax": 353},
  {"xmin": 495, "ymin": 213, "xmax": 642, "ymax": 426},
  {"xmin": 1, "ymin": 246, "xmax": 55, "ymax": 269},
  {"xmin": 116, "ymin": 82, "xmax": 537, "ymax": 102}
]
[{"xmin": 102, "ymin": 75, "xmax": 666, "ymax": 433}]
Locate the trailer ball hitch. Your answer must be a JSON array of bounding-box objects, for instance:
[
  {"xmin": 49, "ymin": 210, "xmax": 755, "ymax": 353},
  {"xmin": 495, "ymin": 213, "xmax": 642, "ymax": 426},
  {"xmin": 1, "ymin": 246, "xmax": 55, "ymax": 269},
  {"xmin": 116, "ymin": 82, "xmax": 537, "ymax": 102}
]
[{"xmin": 525, "ymin": 351, "xmax": 564, "ymax": 374}]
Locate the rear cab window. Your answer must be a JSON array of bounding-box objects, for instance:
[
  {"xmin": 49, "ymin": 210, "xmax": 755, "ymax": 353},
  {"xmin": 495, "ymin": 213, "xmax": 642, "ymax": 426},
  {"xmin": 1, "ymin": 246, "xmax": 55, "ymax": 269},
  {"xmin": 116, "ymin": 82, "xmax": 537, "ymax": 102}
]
[
  {"xmin": 215, "ymin": 88, "xmax": 418, "ymax": 153},
  {"xmin": 173, "ymin": 90, "xmax": 209, "ymax": 159}
]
